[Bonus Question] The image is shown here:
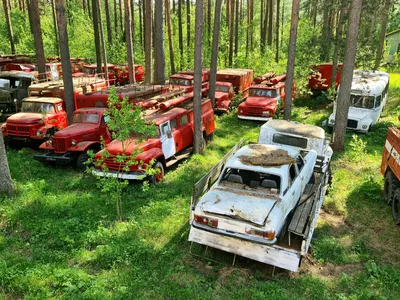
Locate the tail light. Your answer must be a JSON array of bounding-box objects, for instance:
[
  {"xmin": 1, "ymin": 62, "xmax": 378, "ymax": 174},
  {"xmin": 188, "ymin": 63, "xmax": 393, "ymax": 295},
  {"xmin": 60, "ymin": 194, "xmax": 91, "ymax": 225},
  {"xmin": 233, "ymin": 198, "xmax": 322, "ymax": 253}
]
[
  {"xmin": 194, "ymin": 214, "xmax": 218, "ymax": 228},
  {"xmin": 245, "ymin": 227, "xmax": 275, "ymax": 240}
]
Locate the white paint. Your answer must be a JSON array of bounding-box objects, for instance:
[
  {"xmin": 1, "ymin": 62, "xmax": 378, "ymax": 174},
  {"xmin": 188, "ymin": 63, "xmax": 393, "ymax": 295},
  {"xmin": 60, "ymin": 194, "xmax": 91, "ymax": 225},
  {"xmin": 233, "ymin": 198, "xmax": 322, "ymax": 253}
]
[{"xmin": 160, "ymin": 121, "xmax": 176, "ymax": 159}]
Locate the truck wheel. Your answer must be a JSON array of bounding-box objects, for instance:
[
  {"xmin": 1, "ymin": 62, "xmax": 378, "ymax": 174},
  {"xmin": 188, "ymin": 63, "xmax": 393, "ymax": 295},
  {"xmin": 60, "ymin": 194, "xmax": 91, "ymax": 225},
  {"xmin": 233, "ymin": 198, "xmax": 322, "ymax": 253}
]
[
  {"xmin": 148, "ymin": 161, "xmax": 164, "ymax": 184},
  {"xmin": 392, "ymin": 188, "xmax": 400, "ymax": 225},
  {"xmin": 384, "ymin": 171, "xmax": 398, "ymax": 205},
  {"xmin": 77, "ymin": 152, "xmax": 89, "ymax": 172}
]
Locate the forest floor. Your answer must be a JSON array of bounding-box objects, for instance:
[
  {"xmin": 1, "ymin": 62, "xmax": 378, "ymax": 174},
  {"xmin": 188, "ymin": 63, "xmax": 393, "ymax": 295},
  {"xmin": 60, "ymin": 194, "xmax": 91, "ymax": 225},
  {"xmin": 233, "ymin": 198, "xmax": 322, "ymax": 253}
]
[{"xmin": 1, "ymin": 74, "xmax": 400, "ymax": 299}]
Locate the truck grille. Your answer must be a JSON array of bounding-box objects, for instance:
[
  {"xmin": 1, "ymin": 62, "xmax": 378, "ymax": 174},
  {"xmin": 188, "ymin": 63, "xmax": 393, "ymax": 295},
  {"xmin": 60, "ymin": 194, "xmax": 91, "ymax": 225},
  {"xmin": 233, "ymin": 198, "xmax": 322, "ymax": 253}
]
[
  {"xmin": 6, "ymin": 124, "xmax": 30, "ymax": 136},
  {"xmin": 347, "ymin": 119, "xmax": 358, "ymax": 129},
  {"xmin": 53, "ymin": 138, "xmax": 68, "ymax": 153},
  {"xmin": 103, "ymin": 157, "xmax": 125, "ymax": 171},
  {"xmin": 246, "ymin": 107, "xmax": 263, "ymax": 116}
]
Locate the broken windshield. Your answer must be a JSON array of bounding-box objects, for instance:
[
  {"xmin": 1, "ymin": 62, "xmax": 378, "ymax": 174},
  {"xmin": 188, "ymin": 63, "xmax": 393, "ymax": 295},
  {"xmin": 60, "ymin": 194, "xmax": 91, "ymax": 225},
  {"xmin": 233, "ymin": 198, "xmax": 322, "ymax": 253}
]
[
  {"xmin": 170, "ymin": 78, "xmax": 191, "ymax": 86},
  {"xmin": 215, "ymin": 85, "xmax": 229, "ymax": 93},
  {"xmin": 0, "ymin": 78, "xmax": 20, "ymax": 89},
  {"xmin": 350, "ymin": 94, "xmax": 375, "ymax": 109},
  {"xmin": 21, "ymin": 102, "xmax": 55, "ymax": 113},
  {"xmin": 73, "ymin": 113, "xmax": 100, "ymax": 124},
  {"xmin": 249, "ymin": 89, "xmax": 278, "ymax": 98}
]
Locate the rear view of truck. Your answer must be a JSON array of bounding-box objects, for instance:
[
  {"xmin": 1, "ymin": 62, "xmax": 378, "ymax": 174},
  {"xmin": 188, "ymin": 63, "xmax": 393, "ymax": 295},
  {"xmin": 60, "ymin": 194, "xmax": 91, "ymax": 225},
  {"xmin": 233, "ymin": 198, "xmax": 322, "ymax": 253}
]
[{"xmin": 381, "ymin": 126, "xmax": 400, "ymax": 225}]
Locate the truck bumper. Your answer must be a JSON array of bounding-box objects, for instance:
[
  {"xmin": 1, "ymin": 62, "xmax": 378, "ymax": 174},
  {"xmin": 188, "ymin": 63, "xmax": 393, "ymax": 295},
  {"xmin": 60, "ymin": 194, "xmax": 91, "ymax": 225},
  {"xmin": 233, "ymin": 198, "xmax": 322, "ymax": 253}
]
[
  {"xmin": 92, "ymin": 169, "xmax": 146, "ymax": 180},
  {"xmin": 238, "ymin": 115, "xmax": 273, "ymax": 122},
  {"xmin": 188, "ymin": 225, "xmax": 301, "ymax": 272},
  {"xmin": 34, "ymin": 152, "xmax": 74, "ymax": 165}
]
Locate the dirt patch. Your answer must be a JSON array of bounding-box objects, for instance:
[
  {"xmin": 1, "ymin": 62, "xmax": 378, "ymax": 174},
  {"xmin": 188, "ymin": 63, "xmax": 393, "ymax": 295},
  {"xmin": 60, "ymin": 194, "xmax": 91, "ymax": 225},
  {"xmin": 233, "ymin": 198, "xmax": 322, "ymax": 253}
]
[{"xmin": 239, "ymin": 145, "xmax": 296, "ymax": 167}]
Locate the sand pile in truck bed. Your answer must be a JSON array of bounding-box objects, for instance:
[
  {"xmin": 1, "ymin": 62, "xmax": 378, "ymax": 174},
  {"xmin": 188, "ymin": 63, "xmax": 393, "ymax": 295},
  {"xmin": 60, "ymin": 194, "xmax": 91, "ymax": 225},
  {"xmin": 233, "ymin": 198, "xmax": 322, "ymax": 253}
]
[{"xmin": 238, "ymin": 144, "xmax": 296, "ymax": 167}]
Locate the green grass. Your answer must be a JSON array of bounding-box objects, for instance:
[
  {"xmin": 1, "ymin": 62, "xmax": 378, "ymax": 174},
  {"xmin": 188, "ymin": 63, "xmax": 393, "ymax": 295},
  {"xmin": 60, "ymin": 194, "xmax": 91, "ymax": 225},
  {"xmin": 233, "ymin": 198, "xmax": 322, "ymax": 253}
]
[{"xmin": 1, "ymin": 75, "xmax": 400, "ymax": 299}]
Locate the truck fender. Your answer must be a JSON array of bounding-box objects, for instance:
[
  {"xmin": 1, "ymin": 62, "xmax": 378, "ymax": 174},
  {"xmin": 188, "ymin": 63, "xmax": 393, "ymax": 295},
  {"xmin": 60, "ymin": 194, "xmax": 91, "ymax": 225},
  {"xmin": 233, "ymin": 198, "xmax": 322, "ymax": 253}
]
[
  {"xmin": 69, "ymin": 141, "xmax": 101, "ymax": 152},
  {"xmin": 39, "ymin": 140, "xmax": 54, "ymax": 150},
  {"xmin": 359, "ymin": 118, "xmax": 373, "ymax": 131},
  {"xmin": 135, "ymin": 148, "xmax": 166, "ymax": 167}
]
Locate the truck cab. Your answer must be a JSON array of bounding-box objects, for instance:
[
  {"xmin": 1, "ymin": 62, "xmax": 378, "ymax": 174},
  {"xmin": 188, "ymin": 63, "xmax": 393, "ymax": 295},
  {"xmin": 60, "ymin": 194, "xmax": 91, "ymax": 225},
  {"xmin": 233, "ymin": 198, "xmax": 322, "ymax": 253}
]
[
  {"xmin": 0, "ymin": 71, "xmax": 36, "ymax": 120},
  {"xmin": 83, "ymin": 63, "xmax": 118, "ymax": 86},
  {"xmin": 214, "ymin": 81, "xmax": 235, "ymax": 113},
  {"xmin": 216, "ymin": 68, "xmax": 253, "ymax": 100},
  {"xmin": 1, "ymin": 97, "xmax": 67, "ymax": 142},
  {"xmin": 169, "ymin": 73, "xmax": 209, "ymax": 93}
]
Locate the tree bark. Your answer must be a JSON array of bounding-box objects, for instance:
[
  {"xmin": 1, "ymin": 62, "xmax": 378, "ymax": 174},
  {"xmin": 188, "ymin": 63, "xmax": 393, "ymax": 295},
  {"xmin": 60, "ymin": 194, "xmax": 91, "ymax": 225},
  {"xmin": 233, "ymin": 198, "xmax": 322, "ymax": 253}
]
[
  {"xmin": 97, "ymin": 0, "xmax": 109, "ymax": 85},
  {"xmin": 178, "ymin": 0, "xmax": 183, "ymax": 69},
  {"xmin": 83, "ymin": 0, "xmax": 86, "ymax": 14},
  {"xmin": 332, "ymin": 0, "xmax": 363, "ymax": 152},
  {"xmin": 125, "ymin": 0, "xmax": 135, "ymax": 84},
  {"xmin": 234, "ymin": 0, "xmax": 239, "ymax": 55},
  {"xmin": 166, "ymin": 0, "xmax": 176, "ymax": 74},
  {"xmin": 130, "ymin": 0, "xmax": 135, "ymax": 45},
  {"xmin": 3, "ymin": 0, "xmax": 16, "ymax": 54},
  {"xmin": 0, "ymin": 135, "xmax": 13, "ymax": 196},
  {"xmin": 283, "ymin": 0, "xmax": 299, "ymax": 121},
  {"xmin": 267, "ymin": 0, "xmax": 273, "ymax": 46},
  {"xmin": 52, "ymin": 0, "xmax": 59, "ymax": 56},
  {"xmin": 114, "ymin": 0, "xmax": 117, "ymax": 35},
  {"xmin": 186, "ymin": 0, "xmax": 190, "ymax": 49},
  {"xmin": 330, "ymin": 4, "xmax": 345, "ymax": 89},
  {"xmin": 92, "ymin": 0, "xmax": 102, "ymax": 73},
  {"xmin": 374, "ymin": 0, "xmax": 391, "ymax": 70},
  {"xmin": 139, "ymin": 0, "xmax": 143, "ymax": 47},
  {"xmin": 207, "ymin": 0, "xmax": 211, "ymax": 46},
  {"xmin": 209, "ymin": 0, "xmax": 223, "ymax": 108},
  {"xmin": 55, "ymin": 0, "xmax": 74, "ymax": 123},
  {"xmin": 321, "ymin": 0, "xmax": 331, "ymax": 61},
  {"xmin": 26, "ymin": 0, "xmax": 33, "ymax": 34},
  {"xmin": 245, "ymin": 0, "xmax": 249, "ymax": 56},
  {"xmin": 30, "ymin": 0, "xmax": 46, "ymax": 80},
  {"xmin": 154, "ymin": 0, "xmax": 165, "ymax": 84},
  {"xmin": 228, "ymin": 0, "xmax": 234, "ymax": 67},
  {"xmin": 119, "ymin": 0, "xmax": 123, "ymax": 33},
  {"xmin": 193, "ymin": 0, "xmax": 204, "ymax": 154},
  {"xmin": 144, "ymin": 0, "xmax": 152, "ymax": 83},
  {"xmin": 105, "ymin": 0, "xmax": 113, "ymax": 44},
  {"xmin": 261, "ymin": 0, "xmax": 264, "ymax": 52},
  {"xmin": 275, "ymin": 0, "xmax": 280, "ymax": 62}
]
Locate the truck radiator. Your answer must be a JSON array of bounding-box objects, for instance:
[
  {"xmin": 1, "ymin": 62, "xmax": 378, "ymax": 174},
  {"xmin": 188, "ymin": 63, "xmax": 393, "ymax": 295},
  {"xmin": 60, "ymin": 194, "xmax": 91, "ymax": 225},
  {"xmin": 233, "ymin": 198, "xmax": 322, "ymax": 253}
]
[{"xmin": 347, "ymin": 119, "xmax": 358, "ymax": 129}]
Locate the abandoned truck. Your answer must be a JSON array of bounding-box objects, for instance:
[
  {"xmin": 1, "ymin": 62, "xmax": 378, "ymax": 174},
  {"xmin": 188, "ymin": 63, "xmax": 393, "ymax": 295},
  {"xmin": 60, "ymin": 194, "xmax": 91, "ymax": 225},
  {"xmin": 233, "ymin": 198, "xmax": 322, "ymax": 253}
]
[
  {"xmin": 33, "ymin": 108, "xmax": 111, "ymax": 170},
  {"xmin": 169, "ymin": 73, "xmax": 209, "ymax": 93},
  {"xmin": 189, "ymin": 138, "xmax": 331, "ymax": 272},
  {"xmin": 92, "ymin": 98, "xmax": 215, "ymax": 183},
  {"xmin": 1, "ymin": 97, "xmax": 67, "ymax": 143},
  {"xmin": 214, "ymin": 81, "xmax": 235, "ymax": 113},
  {"xmin": 308, "ymin": 63, "xmax": 343, "ymax": 93},
  {"xmin": 381, "ymin": 123, "xmax": 400, "ymax": 225},
  {"xmin": 216, "ymin": 68, "xmax": 253, "ymax": 100},
  {"xmin": 326, "ymin": 70, "xmax": 389, "ymax": 133}
]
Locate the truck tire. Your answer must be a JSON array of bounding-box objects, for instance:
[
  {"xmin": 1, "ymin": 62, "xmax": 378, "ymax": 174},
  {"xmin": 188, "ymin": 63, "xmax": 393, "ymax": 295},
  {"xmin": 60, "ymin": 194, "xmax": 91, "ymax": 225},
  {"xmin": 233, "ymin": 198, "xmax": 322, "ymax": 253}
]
[
  {"xmin": 384, "ymin": 170, "xmax": 398, "ymax": 205},
  {"xmin": 77, "ymin": 152, "xmax": 89, "ymax": 172},
  {"xmin": 148, "ymin": 161, "xmax": 164, "ymax": 184},
  {"xmin": 392, "ymin": 188, "xmax": 400, "ymax": 225}
]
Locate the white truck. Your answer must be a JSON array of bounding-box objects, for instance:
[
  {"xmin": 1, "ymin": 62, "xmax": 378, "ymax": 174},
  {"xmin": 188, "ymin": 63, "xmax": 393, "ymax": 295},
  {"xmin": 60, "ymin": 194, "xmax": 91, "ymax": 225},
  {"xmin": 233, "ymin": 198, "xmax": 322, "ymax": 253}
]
[{"xmin": 188, "ymin": 121, "xmax": 332, "ymax": 272}]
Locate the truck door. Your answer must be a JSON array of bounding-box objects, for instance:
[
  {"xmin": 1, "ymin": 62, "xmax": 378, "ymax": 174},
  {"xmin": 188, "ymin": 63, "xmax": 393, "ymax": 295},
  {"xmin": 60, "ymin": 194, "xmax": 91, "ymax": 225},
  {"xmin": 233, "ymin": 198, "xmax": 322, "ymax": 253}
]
[{"xmin": 160, "ymin": 121, "xmax": 176, "ymax": 159}]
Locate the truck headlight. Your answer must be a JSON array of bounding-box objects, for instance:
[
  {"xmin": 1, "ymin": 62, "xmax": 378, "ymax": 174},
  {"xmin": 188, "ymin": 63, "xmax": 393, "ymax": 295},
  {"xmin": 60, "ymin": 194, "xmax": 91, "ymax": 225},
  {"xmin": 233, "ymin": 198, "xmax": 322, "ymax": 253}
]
[
  {"xmin": 71, "ymin": 139, "xmax": 76, "ymax": 146},
  {"xmin": 329, "ymin": 119, "xmax": 335, "ymax": 124},
  {"xmin": 138, "ymin": 164, "xmax": 143, "ymax": 171},
  {"xmin": 36, "ymin": 130, "xmax": 42, "ymax": 137},
  {"xmin": 239, "ymin": 109, "xmax": 243, "ymax": 114},
  {"xmin": 362, "ymin": 125, "xmax": 368, "ymax": 129},
  {"xmin": 262, "ymin": 111, "xmax": 269, "ymax": 116}
]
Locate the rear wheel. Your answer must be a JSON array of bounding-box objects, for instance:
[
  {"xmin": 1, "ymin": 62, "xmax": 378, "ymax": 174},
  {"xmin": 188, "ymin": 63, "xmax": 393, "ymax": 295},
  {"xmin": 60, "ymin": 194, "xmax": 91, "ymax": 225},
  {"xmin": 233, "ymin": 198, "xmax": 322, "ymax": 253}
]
[
  {"xmin": 392, "ymin": 188, "xmax": 400, "ymax": 225},
  {"xmin": 148, "ymin": 161, "xmax": 164, "ymax": 184},
  {"xmin": 77, "ymin": 152, "xmax": 89, "ymax": 172},
  {"xmin": 384, "ymin": 170, "xmax": 398, "ymax": 205}
]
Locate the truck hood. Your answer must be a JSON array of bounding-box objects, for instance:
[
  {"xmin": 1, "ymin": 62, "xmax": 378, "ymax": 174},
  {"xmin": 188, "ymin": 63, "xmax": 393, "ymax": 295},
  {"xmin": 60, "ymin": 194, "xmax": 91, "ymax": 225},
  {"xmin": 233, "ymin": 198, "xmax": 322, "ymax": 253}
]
[
  {"xmin": 6, "ymin": 112, "xmax": 42, "ymax": 124},
  {"xmin": 199, "ymin": 188, "xmax": 277, "ymax": 226},
  {"xmin": 245, "ymin": 97, "xmax": 277, "ymax": 107},
  {"xmin": 105, "ymin": 137, "xmax": 155, "ymax": 156},
  {"xmin": 215, "ymin": 91, "xmax": 228, "ymax": 100},
  {"xmin": 54, "ymin": 123, "xmax": 98, "ymax": 138},
  {"xmin": 348, "ymin": 107, "xmax": 371, "ymax": 120}
]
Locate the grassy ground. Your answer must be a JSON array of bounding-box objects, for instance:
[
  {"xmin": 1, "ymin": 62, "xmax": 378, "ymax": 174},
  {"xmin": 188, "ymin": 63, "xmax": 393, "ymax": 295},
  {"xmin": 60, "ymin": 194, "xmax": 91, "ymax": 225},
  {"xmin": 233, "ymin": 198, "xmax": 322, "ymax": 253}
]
[{"xmin": 1, "ymin": 75, "xmax": 400, "ymax": 299}]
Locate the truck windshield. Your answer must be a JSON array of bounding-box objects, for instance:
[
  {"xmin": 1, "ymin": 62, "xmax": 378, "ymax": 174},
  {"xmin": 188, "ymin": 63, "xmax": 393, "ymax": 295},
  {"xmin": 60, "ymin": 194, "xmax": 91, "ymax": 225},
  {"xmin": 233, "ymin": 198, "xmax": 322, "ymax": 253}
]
[
  {"xmin": 350, "ymin": 94, "xmax": 375, "ymax": 109},
  {"xmin": 73, "ymin": 113, "xmax": 100, "ymax": 124},
  {"xmin": 215, "ymin": 85, "xmax": 229, "ymax": 93},
  {"xmin": 219, "ymin": 168, "xmax": 281, "ymax": 194},
  {"xmin": 84, "ymin": 68, "xmax": 96, "ymax": 75},
  {"xmin": 249, "ymin": 89, "xmax": 277, "ymax": 98},
  {"xmin": 170, "ymin": 78, "xmax": 190, "ymax": 86},
  {"xmin": 0, "ymin": 78, "xmax": 20, "ymax": 89},
  {"xmin": 272, "ymin": 134, "xmax": 308, "ymax": 149},
  {"xmin": 21, "ymin": 102, "xmax": 55, "ymax": 113}
]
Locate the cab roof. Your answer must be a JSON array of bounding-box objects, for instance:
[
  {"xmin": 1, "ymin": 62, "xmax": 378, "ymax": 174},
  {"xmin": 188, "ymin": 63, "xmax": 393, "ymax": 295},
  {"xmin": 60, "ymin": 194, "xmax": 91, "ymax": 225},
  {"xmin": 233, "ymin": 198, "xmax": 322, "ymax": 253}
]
[
  {"xmin": 144, "ymin": 107, "xmax": 188, "ymax": 125},
  {"xmin": 23, "ymin": 97, "xmax": 63, "ymax": 104},
  {"xmin": 350, "ymin": 70, "xmax": 389, "ymax": 96},
  {"xmin": 75, "ymin": 107, "xmax": 107, "ymax": 113},
  {"xmin": 0, "ymin": 71, "xmax": 35, "ymax": 79},
  {"xmin": 217, "ymin": 68, "xmax": 253, "ymax": 76},
  {"xmin": 85, "ymin": 63, "xmax": 115, "ymax": 68},
  {"xmin": 170, "ymin": 74, "xmax": 194, "ymax": 80},
  {"xmin": 261, "ymin": 120, "xmax": 325, "ymax": 139},
  {"xmin": 216, "ymin": 81, "xmax": 233, "ymax": 86}
]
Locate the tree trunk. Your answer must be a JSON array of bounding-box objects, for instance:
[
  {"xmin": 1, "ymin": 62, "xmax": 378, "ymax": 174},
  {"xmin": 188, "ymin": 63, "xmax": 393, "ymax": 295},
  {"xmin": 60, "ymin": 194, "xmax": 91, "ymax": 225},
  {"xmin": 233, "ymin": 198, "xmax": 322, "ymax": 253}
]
[
  {"xmin": 374, "ymin": 0, "xmax": 391, "ymax": 70},
  {"xmin": 283, "ymin": 0, "xmax": 299, "ymax": 121},
  {"xmin": 139, "ymin": 0, "xmax": 143, "ymax": 47},
  {"xmin": 321, "ymin": 0, "xmax": 330, "ymax": 61},
  {"xmin": 130, "ymin": 0, "xmax": 135, "ymax": 44},
  {"xmin": 193, "ymin": 0, "xmax": 204, "ymax": 154},
  {"xmin": 92, "ymin": 0, "xmax": 102, "ymax": 73},
  {"xmin": 275, "ymin": 0, "xmax": 280, "ymax": 62},
  {"xmin": 166, "ymin": 0, "xmax": 176, "ymax": 74},
  {"xmin": 114, "ymin": 0, "xmax": 117, "ymax": 35},
  {"xmin": 3, "ymin": 0, "xmax": 15, "ymax": 54},
  {"xmin": 262, "ymin": 0, "xmax": 268, "ymax": 52},
  {"xmin": 186, "ymin": 0, "xmax": 190, "ymax": 49},
  {"xmin": 178, "ymin": 0, "xmax": 183, "ymax": 69},
  {"xmin": 97, "ymin": 0, "xmax": 109, "ymax": 85},
  {"xmin": 207, "ymin": 0, "xmax": 211, "ymax": 46},
  {"xmin": 209, "ymin": 0, "xmax": 223, "ymax": 108},
  {"xmin": 26, "ymin": 0, "xmax": 33, "ymax": 34},
  {"xmin": 245, "ymin": 0, "xmax": 249, "ymax": 56},
  {"xmin": 332, "ymin": 0, "xmax": 363, "ymax": 152},
  {"xmin": 0, "ymin": 135, "xmax": 13, "ymax": 196},
  {"xmin": 226, "ymin": 0, "xmax": 230, "ymax": 29},
  {"xmin": 228, "ymin": 0, "xmax": 234, "ymax": 67},
  {"xmin": 52, "ymin": 0, "xmax": 59, "ymax": 56},
  {"xmin": 154, "ymin": 0, "xmax": 165, "ymax": 84},
  {"xmin": 144, "ymin": 0, "xmax": 152, "ymax": 83},
  {"xmin": 87, "ymin": 0, "xmax": 92, "ymax": 18},
  {"xmin": 330, "ymin": 4, "xmax": 345, "ymax": 89},
  {"xmin": 234, "ymin": 0, "xmax": 239, "ymax": 55},
  {"xmin": 119, "ymin": 0, "xmax": 123, "ymax": 33},
  {"xmin": 124, "ymin": 0, "xmax": 135, "ymax": 84},
  {"xmin": 30, "ymin": 0, "xmax": 46, "ymax": 80},
  {"xmin": 105, "ymin": 0, "xmax": 113, "ymax": 44},
  {"xmin": 172, "ymin": 0, "xmax": 175, "ymax": 14},
  {"xmin": 261, "ymin": 0, "xmax": 264, "ymax": 51},
  {"xmin": 83, "ymin": 0, "xmax": 86, "ymax": 13},
  {"xmin": 267, "ymin": 0, "xmax": 273, "ymax": 46},
  {"xmin": 55, "ymin": 0, "xmax": 74, "ymax": 123},
  {"xmin": 280, "ymin": 0, "xmax": 284, "ymax": 47}
]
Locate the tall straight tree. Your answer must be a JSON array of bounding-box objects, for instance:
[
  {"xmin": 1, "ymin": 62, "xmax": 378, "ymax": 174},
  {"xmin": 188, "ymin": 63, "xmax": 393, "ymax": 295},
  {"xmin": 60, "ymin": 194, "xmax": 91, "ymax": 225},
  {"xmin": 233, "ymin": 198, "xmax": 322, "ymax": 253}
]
[
  {"xmin": 26, "ymin": 0, "xmax": 33, "ymax": 33},
  {"xmin": 165, "ymin": 0, "xmax": 176, "ymax": 74},
  {"xmin": 144, "ymin": 0, "xmax": 152, "ymax": 84},
  {"xmin": 125, "ymin": 0, "xmax": 135, "ymax": 84},
  {"xmin": 0, "ymin": 135, "xmax": 13, "ymax": 196},
  {"xmin": 51, "ymin": 0, "xmax": 59, "ymax": 56},
  {"xmin": 114, "ymin": 0, "xmax": 117, "ymax": 35},
  {"xmin": 234, "ymin": 0, "xmax": 239, "ymax": 55},
  {"xmin": 105, "ymin": 0, "xmax": 113, "ymax": 44},
  {"xmin": 332, "ymin": 0, "xmax": 363, "ymax": 152},
  {"xmin": 209, "ymin": 0, "xmax": 223, "ymax": 108},
  {"xmin": 330, "ymin": 3, "xmax": 345, "ymax": 89},
  {"xmin": 207, "ymin": 0, "xmax": 211, "ymax": 45},
  {"xmin": 154, "ymin": 0, "xmax": 165, "ymax": 84},
  {"xmin": 267, "ymin": 0, "xmax": 273, "ymax": 46},
  {"xmin": 97, "ymin": 0, "xmax": 109, "ymax": 85},
  {"xmin": 228, "ymin": 0, "xmax": 234, "ymax": 66},
  {"xmin": 55, "ymin": 0, "xmax": 74, "ymax": 123},
  {"xmin": 30, "ymin": 0, "xmax": 46, "ymax": 80},
  {"xmin": 186, "ymin": 0, "xmax": 190, "ymax": 49},
  {"xmin": 374, "ymin": 0, "xmax": 391, "ymax": 70},
  {"xmin": 275, "ymin": 0, "xmax": 280, "ymax": 62},
  {"xmin": 139, "ymin": 0, "xmax": 143, "ymax": 46},
  {"xmin": 193, "ymin": 0, "xmax": 204, "ymax": 154},
  {"xmin": 119, "ymin": 0, "xmax": 123, "ymax": 32},
  {"xmin": 178, "ymin": 0, "xmax": 183, "ymax": 69},
  {"xmin": 283, "ymin": 0, "xmax": 299, "ymax": 120},
  {"xmin": 3, "ymin": 0, "xmax": 16, "ymax": 54},
  {"xmin": 92, "ymin": 0, "xmax": 102, "ymax": 73}
]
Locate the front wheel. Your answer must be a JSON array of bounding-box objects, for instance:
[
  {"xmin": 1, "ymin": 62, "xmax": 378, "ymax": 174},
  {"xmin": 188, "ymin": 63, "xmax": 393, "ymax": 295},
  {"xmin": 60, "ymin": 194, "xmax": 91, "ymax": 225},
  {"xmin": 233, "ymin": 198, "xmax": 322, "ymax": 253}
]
[
  {"xmin": 384, "ymin": 170, "xmax": 398, "ymax": 205},
  {"xmin": 392, "ymin": 188, "xmax": 400, "ymax": 225},
  {"xmin": 148, "ymin": 161, "xmax": 164, "ymax": 184},
  {"xmin": 77, "ymin": 152, "xmax": 89, "ymax": 172}
]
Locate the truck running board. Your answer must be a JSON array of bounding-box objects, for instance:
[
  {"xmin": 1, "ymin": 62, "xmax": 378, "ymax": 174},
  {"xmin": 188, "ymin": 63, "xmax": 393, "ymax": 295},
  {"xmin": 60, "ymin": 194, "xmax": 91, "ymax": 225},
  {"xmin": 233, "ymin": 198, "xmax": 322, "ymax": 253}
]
[{"xmin": 166, "ymin": 147, "xmax": 193, "ymax": 168}]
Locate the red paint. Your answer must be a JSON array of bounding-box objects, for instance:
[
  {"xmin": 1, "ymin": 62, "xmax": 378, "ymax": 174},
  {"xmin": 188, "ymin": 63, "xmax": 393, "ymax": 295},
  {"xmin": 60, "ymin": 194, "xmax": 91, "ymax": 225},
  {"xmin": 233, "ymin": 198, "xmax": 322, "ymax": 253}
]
[
  {"xmin": 216, "ymin": 69, "xmax": 253, "ymax": 99},
  {"xmin": 308, "ymin": 63, "xmax": 343, "ymax": 91}
]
